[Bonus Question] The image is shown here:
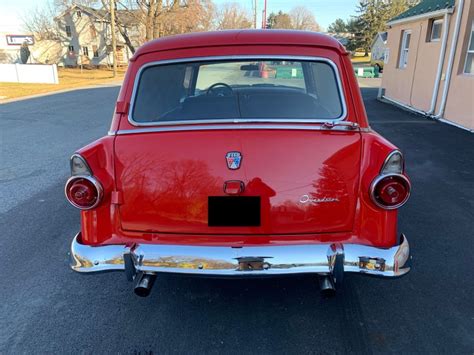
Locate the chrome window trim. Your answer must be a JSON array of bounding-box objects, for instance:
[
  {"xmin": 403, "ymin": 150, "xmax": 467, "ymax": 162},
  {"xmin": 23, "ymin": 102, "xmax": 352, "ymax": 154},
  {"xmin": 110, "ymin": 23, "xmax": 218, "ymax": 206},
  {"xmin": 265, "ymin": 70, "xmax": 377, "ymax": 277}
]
[
  {"xmin": 127, "ymin": 55, "xmax": 348, "ymax": 127},
  {"xmin": 110, "ymin": 122, "xmax": 361, "ymax": 135}
]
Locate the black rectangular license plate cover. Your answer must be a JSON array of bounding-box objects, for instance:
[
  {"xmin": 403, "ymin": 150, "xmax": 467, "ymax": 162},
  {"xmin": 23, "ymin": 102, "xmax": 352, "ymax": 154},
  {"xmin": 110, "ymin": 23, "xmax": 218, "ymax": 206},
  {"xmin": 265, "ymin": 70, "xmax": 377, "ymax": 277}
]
[{"xmin": 208, "ymin": 196, "xmax": 261, "ymax": 227}]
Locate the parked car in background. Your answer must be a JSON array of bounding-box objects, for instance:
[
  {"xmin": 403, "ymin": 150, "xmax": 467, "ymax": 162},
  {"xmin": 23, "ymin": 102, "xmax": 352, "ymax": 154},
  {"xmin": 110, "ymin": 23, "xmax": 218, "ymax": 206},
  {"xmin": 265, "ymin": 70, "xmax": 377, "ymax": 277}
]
[{"xmin": 66, "ymin": 30, "xmax": 411, "ymax": 297}]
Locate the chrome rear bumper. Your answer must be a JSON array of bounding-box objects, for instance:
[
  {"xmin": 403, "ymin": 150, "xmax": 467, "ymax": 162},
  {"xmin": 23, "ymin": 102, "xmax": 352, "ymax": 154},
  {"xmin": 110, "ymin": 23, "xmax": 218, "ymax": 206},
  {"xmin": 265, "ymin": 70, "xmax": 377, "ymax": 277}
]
[{"xmin": 70, "ymin": 234, "xmax": 410, "ymax": 278}]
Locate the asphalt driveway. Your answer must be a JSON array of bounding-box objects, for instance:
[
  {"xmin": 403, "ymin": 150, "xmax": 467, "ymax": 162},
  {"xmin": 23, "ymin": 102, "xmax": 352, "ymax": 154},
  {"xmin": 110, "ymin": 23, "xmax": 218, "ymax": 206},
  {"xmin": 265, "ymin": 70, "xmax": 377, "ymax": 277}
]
[{"xmin": 0, "ymin": 87, "xmax": 473, "ymax": 353}]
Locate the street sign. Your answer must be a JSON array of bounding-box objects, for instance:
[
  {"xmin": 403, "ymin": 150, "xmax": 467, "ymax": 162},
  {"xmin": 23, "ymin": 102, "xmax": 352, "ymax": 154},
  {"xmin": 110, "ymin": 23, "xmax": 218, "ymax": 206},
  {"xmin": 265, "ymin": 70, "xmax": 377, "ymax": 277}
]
[{"xmin": 6, "ymin": 35, "xmax": 35, "ymax": 45}]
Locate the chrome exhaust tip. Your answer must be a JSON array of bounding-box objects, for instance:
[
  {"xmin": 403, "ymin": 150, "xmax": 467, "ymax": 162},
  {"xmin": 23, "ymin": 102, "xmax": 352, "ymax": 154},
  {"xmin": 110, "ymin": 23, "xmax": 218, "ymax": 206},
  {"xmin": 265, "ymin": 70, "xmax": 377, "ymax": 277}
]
[
  {"xmin": 319, "ymin": 275, "xmax": 336, "ymax": 297},
  {"xmin": 134, "ymin": 273, "xmax": 156, "ymax": 297}
]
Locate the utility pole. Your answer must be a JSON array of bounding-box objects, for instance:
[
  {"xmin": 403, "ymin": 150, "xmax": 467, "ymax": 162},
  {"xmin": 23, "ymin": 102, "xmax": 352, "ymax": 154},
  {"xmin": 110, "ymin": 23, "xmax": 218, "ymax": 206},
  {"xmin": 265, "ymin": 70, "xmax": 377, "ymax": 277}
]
[
  {"xmin": 254, "ymin": 0, "xmax": 259, "ymax": 29},
  {"xmin": 110, "ymin": 0, "xmax": 117, "ymax": 77},
  {"xmin": 262, "ymin": 0, "xmax": 267, "ymax": 29}
]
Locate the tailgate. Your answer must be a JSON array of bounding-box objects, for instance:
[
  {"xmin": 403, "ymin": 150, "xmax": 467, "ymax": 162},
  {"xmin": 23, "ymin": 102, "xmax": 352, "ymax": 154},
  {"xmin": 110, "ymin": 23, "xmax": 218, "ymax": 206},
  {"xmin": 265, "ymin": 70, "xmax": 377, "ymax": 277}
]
[{"xmin": 114, "ymin": 129, "xmax": 361, "ymax": 234}]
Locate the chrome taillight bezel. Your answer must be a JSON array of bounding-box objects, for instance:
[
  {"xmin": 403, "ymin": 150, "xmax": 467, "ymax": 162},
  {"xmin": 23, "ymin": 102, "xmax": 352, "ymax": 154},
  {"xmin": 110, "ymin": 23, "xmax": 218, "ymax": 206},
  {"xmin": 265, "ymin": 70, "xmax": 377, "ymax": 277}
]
[
  {"xmin": 65, "ymin": 175, "xmax": 103, "ymax": 210},
  {"xmin": 369, "ymin": 173, "xmax": 411, "ymax": 210},
  {"xmin": 380, "ymin": 150, "xmax": 404, "ymax": 175},
  {"xmin": 70, "ymin": 153, "xmax": 92, "ymax": 176}
]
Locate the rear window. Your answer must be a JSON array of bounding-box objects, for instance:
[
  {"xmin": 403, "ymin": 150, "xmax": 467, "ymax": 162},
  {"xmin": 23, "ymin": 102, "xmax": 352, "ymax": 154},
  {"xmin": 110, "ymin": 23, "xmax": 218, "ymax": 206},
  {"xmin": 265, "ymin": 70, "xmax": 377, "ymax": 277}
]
[{"xmin": 131, "ymin": 58, "xmax": 345, "ymax": 123}]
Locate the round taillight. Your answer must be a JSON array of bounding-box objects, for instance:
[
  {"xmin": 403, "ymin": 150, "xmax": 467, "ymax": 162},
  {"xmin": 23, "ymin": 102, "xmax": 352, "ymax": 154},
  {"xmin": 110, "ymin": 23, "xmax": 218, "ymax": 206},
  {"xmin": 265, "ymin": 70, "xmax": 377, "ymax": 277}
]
[
  {"xmin": 65, "ymin": 176, "xmax": 103, "ymax": 210},
  {"xmin": 370, "ymin": 174, "xmax": 410, "ymax": 210}
]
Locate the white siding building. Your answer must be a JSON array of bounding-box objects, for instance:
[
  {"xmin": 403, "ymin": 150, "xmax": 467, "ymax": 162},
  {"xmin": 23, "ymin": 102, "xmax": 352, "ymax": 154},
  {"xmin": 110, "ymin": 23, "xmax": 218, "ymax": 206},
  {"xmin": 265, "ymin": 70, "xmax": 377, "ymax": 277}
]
[{"xmin": 54, "ymin": 4, "xmax": 142, "ymax": 67}]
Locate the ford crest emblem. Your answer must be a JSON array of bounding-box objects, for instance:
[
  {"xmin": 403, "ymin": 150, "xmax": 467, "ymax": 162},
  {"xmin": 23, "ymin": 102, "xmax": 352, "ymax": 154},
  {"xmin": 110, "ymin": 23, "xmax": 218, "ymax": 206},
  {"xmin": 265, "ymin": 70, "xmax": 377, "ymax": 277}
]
[{"xmin": 226, "ymin": 151, "xmax": 242, "ymax": 170}]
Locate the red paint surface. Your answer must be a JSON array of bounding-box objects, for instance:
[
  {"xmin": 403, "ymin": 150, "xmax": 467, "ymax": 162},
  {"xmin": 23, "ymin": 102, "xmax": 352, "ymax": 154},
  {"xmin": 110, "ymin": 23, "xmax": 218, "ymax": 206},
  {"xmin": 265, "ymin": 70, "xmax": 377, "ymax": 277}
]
[
  {"xmin": 114, "ymin": 130, "xmax": 361, "ymax": 235},
  {"xmin": 71, "ymin": 30, "xmax": 408, "ymax": 249}
]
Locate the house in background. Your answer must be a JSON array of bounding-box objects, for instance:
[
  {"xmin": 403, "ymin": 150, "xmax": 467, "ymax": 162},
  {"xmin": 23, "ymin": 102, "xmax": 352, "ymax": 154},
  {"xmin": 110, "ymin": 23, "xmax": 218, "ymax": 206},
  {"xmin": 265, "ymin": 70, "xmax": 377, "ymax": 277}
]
[
  {"xmin": 371, "ymin": 31, "xmax": 388, "ymax": 69},
  {"xmin": 54, "ymin": 4, "xmax": 142, "ymax": 67},
  {"xmin": 380, "ymin": 0, "xmax": 473, "ymax": 131}
]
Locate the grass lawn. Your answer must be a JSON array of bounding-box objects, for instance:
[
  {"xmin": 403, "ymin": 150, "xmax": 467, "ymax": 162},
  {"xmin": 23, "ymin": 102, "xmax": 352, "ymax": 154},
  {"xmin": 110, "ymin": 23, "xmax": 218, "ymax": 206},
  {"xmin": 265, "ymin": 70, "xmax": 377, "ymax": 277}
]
[{"xmin": 0, "ymin": 67, "xmax": 126, "ymax": 101}]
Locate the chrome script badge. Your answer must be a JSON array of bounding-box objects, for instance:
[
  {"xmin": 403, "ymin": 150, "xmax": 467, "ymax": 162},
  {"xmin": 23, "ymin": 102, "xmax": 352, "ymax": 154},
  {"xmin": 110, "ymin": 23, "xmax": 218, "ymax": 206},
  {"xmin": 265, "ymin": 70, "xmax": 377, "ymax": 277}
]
[{"xmin": 299, "ymin": 194, "xmax": 340, "ymax": 204}]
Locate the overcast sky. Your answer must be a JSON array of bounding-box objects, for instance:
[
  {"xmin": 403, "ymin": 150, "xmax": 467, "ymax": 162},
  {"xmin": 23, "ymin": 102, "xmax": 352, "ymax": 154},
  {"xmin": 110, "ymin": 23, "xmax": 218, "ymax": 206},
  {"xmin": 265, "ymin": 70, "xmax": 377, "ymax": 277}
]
[{"xmin": 0, "ymin": 0, "xmax": 358, "ymax": 33}]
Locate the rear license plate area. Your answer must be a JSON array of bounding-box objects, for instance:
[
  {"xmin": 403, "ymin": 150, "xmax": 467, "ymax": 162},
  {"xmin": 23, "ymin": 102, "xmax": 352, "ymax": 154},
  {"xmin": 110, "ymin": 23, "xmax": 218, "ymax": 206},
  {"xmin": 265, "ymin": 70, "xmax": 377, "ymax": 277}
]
[{"xmin": 208, "ymin": 196, "xmax": 261, "ymax": 227}]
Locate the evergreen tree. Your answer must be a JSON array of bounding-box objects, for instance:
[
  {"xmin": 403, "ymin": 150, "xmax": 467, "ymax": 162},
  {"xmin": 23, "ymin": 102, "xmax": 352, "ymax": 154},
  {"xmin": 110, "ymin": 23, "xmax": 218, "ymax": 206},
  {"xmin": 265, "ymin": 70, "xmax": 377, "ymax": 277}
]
[
  {"xmin": 346, "ymin": 17, "xmax": 364, "ymax": 52},
  {"xmin": 354, "ymin": 0, "xmax": 412, "ymax": 55},
  {"xmin": 328, "ymin": 18, "xmax": 347, "ymax": 33},
  {"xmin": 266, "ymin": 11, "xmax": 292, "ymax": 29}
]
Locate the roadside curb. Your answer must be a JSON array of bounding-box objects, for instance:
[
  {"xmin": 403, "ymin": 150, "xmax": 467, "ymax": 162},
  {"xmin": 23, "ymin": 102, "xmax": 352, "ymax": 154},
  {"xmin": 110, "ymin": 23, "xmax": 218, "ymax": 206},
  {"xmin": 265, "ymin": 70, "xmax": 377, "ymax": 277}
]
[{"xmin": 0, "ymin": 81, "xmax": 122, "ymax": 104}]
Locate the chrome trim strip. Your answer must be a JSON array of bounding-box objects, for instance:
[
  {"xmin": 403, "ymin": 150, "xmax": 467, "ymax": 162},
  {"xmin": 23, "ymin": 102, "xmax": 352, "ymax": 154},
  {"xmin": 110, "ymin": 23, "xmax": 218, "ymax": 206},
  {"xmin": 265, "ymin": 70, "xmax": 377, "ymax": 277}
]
[
  {"xmin": 369, "ymin": 173, "xmax": 411, "ymax": 210},
  {"xmin": 65, "ymin": 175, "xmax": 104, "ymax": 210},
  {"xmin": 322, "ymin": 121, "xmax": 359, "ymax": 129},
  {"xmin": 112, "ymin": 123, "xmax": 361, "ymax": 135},
  {"xmin": 127, "ymin": 55, "xmax": 348, "ymax": 127},
  {"xmin": 380, "ymin": 149, "xmax": 404, "ymax": 174},
  {"xmin": 70, "ymin": 153, "xmax": 92, "ymax": 176},
  {"xmin": 70, "ymin": 233, "xmax": 410, "ymax": 278}
]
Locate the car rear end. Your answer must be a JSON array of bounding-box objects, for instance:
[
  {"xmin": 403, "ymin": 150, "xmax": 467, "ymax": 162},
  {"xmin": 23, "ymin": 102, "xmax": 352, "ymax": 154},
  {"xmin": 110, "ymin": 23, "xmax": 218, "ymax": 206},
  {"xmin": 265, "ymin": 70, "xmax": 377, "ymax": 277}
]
[{"xmin": 65, "ymin": 31, "xmax": 411, "ymax": 297}]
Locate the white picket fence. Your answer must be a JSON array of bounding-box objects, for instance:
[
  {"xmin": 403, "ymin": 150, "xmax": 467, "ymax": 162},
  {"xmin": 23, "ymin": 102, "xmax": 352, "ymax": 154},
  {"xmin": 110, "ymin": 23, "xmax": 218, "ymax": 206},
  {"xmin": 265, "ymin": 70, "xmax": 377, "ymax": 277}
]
[{"xmin": 0, "ymin": 63, "xmax": 59, "ymax": 84}]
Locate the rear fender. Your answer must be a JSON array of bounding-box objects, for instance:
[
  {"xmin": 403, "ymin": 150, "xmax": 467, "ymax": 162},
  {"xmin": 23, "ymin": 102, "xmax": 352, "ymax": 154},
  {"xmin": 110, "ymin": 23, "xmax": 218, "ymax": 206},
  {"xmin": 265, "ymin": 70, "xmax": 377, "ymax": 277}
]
[
  {"xmin": 355, "ymin": 132, "xmax": 401, "ymax": 247},
  {"xmin": 75, "ymin": 136, "xmax": 117, "ymax": 244}
]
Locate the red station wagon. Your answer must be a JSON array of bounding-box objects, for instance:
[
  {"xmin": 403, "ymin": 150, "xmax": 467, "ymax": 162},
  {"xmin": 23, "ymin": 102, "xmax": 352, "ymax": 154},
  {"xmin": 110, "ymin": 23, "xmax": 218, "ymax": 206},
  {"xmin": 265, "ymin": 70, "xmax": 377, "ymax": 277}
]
[{"xmin": 66, "ymin": 30, "xmax": 411, "ymax": 297}]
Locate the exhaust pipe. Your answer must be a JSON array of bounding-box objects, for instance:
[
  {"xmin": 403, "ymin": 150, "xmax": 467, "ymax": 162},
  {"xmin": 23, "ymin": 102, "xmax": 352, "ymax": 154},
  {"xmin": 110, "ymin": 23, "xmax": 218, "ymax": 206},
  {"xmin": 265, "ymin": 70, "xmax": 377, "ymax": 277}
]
[
  {"xmin": 319, "ymin": 275, "xmax": 336, "ymax": 297},
  {"xmin": 134, "ymin": 273, "xmax": 156, "ymax": 297}
]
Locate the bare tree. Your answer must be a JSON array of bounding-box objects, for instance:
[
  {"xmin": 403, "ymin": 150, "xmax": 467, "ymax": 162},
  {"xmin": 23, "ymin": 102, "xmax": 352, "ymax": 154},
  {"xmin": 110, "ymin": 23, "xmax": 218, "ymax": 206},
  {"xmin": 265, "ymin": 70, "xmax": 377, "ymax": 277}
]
[
  {"xmin": 101, "ymin": 0, "xmax": 142, "ymax": 53},
  {"xmin": 133, "ymin": 0, "xmax": 215, "ymax": 41},
  {"xmin": 216, "ymin": 2, "xmax": 252, "ymax": 30},
  {"xmin": 161, "ymin": 0, "xmax": 215, "ymax": 35},
  {"xmin": 21, "ymin": 3, "xmax": 59, "ymax": 40},
  {"xmin": 135, "ymin": 0, "xmax": 163, "ymax": 41},
  {"xmin": 289, "ymin": 6, "xmax": 321, "ymax": 31},
  {"xmin": 54, "ymin": 0, "xmax": 101, "ymax": 10},
  {"xmin": 99, "ymin": 0, "xmax": 215, "ymax": 53}
]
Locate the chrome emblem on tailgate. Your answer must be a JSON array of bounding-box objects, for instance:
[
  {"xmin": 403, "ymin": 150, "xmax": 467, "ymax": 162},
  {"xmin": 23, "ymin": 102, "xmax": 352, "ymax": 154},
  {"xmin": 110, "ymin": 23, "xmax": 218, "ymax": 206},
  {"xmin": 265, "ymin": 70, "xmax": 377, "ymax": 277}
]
[
  {"xmin": 299, "ymin": 195, "xmax": 340, "ymax": 204},
  {"xmin": 225, "ymin": 151, "xmax": 242, "ymax": 170}
]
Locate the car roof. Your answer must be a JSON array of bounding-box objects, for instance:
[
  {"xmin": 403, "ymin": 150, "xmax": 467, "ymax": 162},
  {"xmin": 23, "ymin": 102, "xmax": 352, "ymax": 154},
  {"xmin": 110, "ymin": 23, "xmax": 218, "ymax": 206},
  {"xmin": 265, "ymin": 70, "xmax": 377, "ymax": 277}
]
[{"xmin": 132, "ymin": 30, "xmax": 347, "ymax": 59}]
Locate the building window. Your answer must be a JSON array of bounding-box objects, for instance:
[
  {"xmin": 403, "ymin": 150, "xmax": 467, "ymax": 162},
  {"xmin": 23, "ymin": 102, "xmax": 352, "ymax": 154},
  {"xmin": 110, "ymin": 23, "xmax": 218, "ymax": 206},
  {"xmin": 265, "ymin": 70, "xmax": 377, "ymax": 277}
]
[
  {"xmin": 429, "ymin": 19, "xmax": 443, "ymax": 42},
  {"xmin": 92, "ymin": 45, "xmax": 99, "ymax": 58},
  {"xmin": 65, "ymin": 25, "xmax": 72, "ymax": 37},
  {"xmin": 68, "ymin": 45, "xmax": 74, "ymax": 52},
  {"xmin": 76, "ymin": 10, "xmax": 82, "ymax": 18},
  {"xmin": 464, "ymin": 21, "xmax": 474, "ymax": 74},
  {"xmin": 90, "ymin": 25, "xmax": 97, "ymax": 38},
  {"xmin": 399, "ymin": 30, "xmax": 411, "ymax": 69},
  {"xmin": 82, "ymin": 46, "xmax": 89, "ymax": 57}
]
